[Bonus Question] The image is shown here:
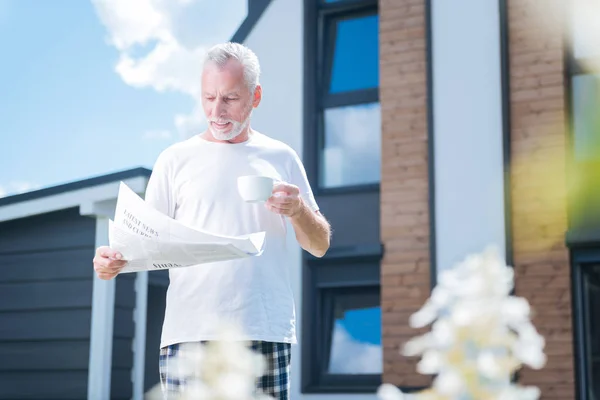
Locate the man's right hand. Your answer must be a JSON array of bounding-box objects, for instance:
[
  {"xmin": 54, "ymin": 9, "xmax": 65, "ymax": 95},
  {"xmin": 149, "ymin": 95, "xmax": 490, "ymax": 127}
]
[{"xmin": 93, "ymin": 246, "xmax": 127, "ymax": 280}]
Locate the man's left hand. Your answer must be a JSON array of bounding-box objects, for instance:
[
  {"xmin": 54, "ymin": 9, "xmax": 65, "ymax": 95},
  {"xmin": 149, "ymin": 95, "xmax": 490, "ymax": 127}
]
[{"xmin": 265, "ymin": 182, "xmax": 304, "ymax": 218}]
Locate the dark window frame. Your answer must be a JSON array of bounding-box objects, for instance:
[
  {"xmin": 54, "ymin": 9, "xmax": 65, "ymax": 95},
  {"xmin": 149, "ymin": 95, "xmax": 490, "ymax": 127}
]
[
  {"xmin": 301, "ymin": 245, "xmax": 383, "ymax": 393},
  {"xmin": 302, "ymin": 0, "xmax": 383, "ymax": 393},
  {"xmin": 571, "ymin": 248, "xmax": 600, "ymax": 400},
  {"xmin": 305, "ymin": 0, "xmax": 380, "ymax": 195}
]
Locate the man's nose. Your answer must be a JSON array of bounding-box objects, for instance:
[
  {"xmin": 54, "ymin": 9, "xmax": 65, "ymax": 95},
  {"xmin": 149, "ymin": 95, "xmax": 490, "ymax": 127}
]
[{"xmin": 214, "ymin": 99, "xmax": 227, "ymax": 117}]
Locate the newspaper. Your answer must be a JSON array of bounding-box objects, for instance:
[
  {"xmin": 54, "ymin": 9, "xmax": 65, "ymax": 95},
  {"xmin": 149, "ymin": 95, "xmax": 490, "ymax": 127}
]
[{"xmin": 109, "ymin": 182, "xmax": 266, "ymax": 273}]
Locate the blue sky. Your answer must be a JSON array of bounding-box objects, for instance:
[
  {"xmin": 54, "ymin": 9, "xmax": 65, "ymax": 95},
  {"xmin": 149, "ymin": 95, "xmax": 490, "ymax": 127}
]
[{"xmin": 0, "ymin": 0, "xmax": 245, "ymax": 197}]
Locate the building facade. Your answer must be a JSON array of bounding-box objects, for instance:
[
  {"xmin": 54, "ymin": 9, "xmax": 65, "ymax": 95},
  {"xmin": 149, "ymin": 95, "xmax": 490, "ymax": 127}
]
[
  {"xmin": 241, "ymin": 0, "xmax": 598, "ymax": 399},
  {"xmin": 0, "ymin": 0, "xmax": 598, "ymax": 399}
]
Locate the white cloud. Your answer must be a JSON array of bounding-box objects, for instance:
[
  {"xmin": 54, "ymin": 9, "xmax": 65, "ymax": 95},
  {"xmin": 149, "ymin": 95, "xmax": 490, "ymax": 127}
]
[
  {"xmin": 11, "ymin": 181, "xmax": 39, "ymax": 193},
  {"xmin": 328, "ymin": 322, "xmax": 382, "ymax": 374},
  {"xmin": 0, "ymin": 181, "xmax": 40, "ymax": 198},
  {"xmin": 174, "ymin": 104, "xmax": 208, "ymax": 139},
  {"xmin": 323, "ymin": 103, "xmax": 381, "ymax": 187},
  {"xmin": 91, "ymin": 0, "xmax": 247, "ymax": 139}
]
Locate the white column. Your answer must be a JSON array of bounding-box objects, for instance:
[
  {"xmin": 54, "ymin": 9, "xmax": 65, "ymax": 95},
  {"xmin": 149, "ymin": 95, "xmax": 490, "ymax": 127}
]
[
  {"xmin": 132, "ymin": 271, "xmax": 148, "ymax": 400},
  {"xmin": 87, "ymin": 217, "xmax": 116, "ymax": 400},
  {"xmin": 431, "ymin": 0, "xmax": 507, "ymax": 273}
]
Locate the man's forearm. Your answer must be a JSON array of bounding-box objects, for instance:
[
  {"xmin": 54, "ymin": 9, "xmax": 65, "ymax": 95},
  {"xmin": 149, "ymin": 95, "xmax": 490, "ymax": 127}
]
[{"xmin": 289, "ymin": 200, "xmax": 331, "ymax": 258}]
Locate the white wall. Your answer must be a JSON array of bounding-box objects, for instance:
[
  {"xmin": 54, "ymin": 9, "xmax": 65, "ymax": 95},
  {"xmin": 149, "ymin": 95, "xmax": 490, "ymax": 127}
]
[
  {"xmin": 244, "ymin": 0, "xmax": 376, "ymax": 398},
  {"xmin": 431, "ymin": 0, "xmax": 507, "ymax": 273}
]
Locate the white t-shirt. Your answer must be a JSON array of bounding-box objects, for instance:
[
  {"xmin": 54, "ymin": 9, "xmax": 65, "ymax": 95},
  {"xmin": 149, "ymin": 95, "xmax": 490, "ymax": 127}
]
[{"xmin": 144, "ymin": 132, "xmax": 319, "ymax": 348}]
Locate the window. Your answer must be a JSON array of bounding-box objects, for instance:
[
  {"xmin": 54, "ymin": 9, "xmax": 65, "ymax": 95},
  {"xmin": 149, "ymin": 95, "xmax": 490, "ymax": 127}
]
[
  {"xmin": 309, "ymin": 0, "xmax": 380, "ymax": 191},
  {"xmin": 324, "ymin": 287, "xmax": 381, "ymax": 375},
  {"xmin": 571, "ymin": 74, "xmax": 600, "ymax": 160},
  {"xmin": 572, "ymin": 251, "xmax": 600, "ymax": 400},
  {"xmin": 322, "ymin": 103, "xmax": 381, "ymax": 187},
  {"xmin": 301, "ymin": 252, "xmax": 382, "ymax": 393},
  {"xmin": 569, "ymin": 0, "xmax": 600, "ymax": 162},
  {"xmin": 303, "ymin": 0, "xmax": 382, "ymax": 393},
  {"xmin": 327, "ymin": 14, "xmax": 379, "ymax": 94},
  {"xmin": 567, "ymin": 0, "xmax": 600, "ymax": 234}
]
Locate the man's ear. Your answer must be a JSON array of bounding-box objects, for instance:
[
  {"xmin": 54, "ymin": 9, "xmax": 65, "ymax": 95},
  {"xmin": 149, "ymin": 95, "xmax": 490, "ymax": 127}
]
[{"xmin": 252, "ymin": 85, "xmax": 262, "ymax": 108}]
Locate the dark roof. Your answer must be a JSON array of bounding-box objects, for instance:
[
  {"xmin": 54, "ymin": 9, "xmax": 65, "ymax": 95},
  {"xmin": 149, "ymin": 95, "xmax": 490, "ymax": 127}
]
[
  {"xmin": 230, "ymin": 0, "xmax": 273, "ymax": 43},
  {"xmin": 0, "ymin": 167, "xmax": 152, "ymax": 207}
]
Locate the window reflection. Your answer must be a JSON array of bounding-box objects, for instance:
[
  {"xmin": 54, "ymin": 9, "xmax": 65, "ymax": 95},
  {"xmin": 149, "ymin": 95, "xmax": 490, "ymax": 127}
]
[
  {"xmin": 329, "ymin": 14, "xmax": 379, "ymax": 93},
  {"xmin": 327, "ymin": 290, "xmax": 382, "ymax": 374},
  {"xmin": 572, "ymin": 74, "xmax": 600, "ymax": 160},
  {"xmin": 322, "ymin": 102, "xmax": 381, "ymax": 188}
]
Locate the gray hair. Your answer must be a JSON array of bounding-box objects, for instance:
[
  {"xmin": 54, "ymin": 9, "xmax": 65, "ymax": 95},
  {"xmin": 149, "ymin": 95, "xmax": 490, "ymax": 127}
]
[{"xmin": 203, "ymin": 42, "xmax": 261, "ymax": 93}]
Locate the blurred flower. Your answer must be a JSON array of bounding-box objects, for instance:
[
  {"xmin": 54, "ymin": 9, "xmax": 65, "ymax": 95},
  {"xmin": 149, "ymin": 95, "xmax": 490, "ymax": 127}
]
[
  {"xmin": 416, "ymin": 350, "xmax": 443, "ymax": 375},
  {"xmin": 145, "ymin": 322, "xmax": 273, "ymax": 400},
  {"xmin": 432, "ymin": 368, "xmax": 463, "ymax": 396},
  {"xmin": 378, "ymin": 246, "xmax": 546, "ymax": 400},
  {"xmin": 377, "ymin": 383, "xmax": 406, "ymax": 400}
]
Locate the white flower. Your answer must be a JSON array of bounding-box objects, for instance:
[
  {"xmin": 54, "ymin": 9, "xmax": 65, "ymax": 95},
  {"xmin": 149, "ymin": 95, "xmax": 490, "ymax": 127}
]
[
  {"xmin": 409, "ymin": 302, "xmax": 438, "ymax": 328},
  {"xmin": 497, "ymin": 385, "xmax": 540, "ymax": 400},
  {"xmin": 416, "ymin": 350, "xmax": 443, "ymax": 374},
  {"xmin": 477, "ymin": 351, "xmax": 501, "ymax": 378},
  {"xmin": 378, "ymin": 246, "xmax": 546, "ymax": 400},
  {"xmin": 144, "ymin": 322, "xmax": 274, "ymax": 400},
  {"xmin": 512, "ymin": 341, "xmax": 546, "ymax": 369},
  {"xmin": 403, "ymin": 333, "xmax": 434, "ymax": 357},
  {"xmin": 430, "ymin": 286, "xmax": 451, "ymax": 307},
  {"xmin": 431, "ymin": 319, "xmax": 455, "ymax": 347},
  {"xmin": 433, "ymin": 368, "xmax": 463, "ymax": 396},
  {"xmin": 377, "ymin": 383, "xmax": 406, "ymax": 400},
  {"xmin": 501, "ymin": 297, "xmax": 530, "ymax": 323},
  {"xmin": 213, "ymin": 371, "xmax": 255, "ymax": 399},
  {"xmin": 183, "ymin": 381, "xmax": 211, "ymax": 399},
  {"xmin": 450, "ymin": 301, "xmax": 482, "ymax": 326},
  {"xmin": 518, "ymin": 386, "xmax": 541, "ymax": 400}
]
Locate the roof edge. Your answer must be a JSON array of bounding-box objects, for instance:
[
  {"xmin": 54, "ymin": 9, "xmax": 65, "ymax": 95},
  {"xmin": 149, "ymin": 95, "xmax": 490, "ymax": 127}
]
[
  {"xmin": 0, "ymin": 167, "xmax": 152, "ymax": 207},
  {"xmin": 230, "ymin": 0, "xmax": 273, "ymax": 43}
]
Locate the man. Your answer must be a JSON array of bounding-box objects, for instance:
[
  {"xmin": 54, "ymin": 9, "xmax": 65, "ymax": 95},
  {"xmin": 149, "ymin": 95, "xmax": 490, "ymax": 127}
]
[{"xmin": 92, "ymin": 42, "xmax": 331, "ymax": 399}]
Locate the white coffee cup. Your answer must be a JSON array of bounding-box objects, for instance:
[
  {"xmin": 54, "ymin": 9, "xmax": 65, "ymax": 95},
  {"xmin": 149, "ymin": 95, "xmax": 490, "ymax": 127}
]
[{"xmin": 237, "ymin": 175, "xmax": 275, "ymax": 203}]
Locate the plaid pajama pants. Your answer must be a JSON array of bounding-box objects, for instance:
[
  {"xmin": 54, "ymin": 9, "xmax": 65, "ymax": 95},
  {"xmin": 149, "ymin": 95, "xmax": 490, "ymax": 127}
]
[{"xmin": 159, "ymin": 341, "xmax": 291, "ymax": 400}]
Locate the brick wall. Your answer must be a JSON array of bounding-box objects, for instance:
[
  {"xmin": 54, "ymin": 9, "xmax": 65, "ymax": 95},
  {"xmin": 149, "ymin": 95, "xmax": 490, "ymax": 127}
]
[
  {"xmin": 507, "ymin": 0, "xmax": 574, "ymax": 398},
  {"xmin": 379, "ymin": 0, "xmax": 431, "ymax": 387}
]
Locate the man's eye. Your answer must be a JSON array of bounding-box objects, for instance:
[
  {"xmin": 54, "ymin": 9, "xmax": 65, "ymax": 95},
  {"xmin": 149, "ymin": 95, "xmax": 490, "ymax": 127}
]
[{"xmin": 226, "ymin": 98, "xmax": 238, "ymax": 102}]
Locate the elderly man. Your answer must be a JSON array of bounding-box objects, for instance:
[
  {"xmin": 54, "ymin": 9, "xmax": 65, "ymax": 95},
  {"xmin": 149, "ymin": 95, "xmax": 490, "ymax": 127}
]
[{"xmin": 92, "ymin": 42, "xmax": 331, "ymax": 399}]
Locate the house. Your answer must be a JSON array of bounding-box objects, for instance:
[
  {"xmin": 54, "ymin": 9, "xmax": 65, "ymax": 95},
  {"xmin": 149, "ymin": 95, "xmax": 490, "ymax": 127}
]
[
  {"xmin": 1, "ymin": 0, "xmax": 599, "ymax": 399},
  {"xmin": 237, "ymin": 0, "xmax": 598, "ymax": 399},
  {"xmin": 0, "ymin": 168, "xmax": 168, "ymax": 400}
]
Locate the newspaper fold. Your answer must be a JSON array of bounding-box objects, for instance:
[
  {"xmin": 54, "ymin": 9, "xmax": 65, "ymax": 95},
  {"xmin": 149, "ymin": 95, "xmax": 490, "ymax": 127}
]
[{"xmin": 109, "ymin": 182, "xmax": 266, "ymax": 273}]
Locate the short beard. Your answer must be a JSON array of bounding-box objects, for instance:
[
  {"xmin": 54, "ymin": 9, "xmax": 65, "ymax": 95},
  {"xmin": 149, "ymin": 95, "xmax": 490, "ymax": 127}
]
[{"xmin": 209, "ymin": 103, "xmax": 254, "ymax": 141}]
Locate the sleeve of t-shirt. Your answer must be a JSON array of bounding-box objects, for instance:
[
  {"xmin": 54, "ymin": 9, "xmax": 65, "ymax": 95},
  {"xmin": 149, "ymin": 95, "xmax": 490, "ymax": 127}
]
[
  {"xmin": 144, "ymin": 150, "xmax": 176, "ymax": 219},
  {"xmin": 288, "ymin": 148, "xmax": 319, "ymax": 212}
]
